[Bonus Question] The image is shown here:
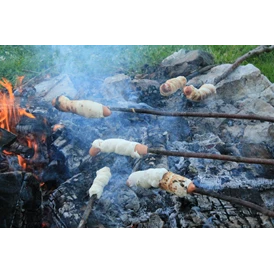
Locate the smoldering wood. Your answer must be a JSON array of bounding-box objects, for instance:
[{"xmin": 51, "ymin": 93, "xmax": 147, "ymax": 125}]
[
  {"xmin": 0, "ymin": 172, "xmax": 42, "ymax": 227},
  {"xmin": 46, "ymin": 168, "xmax": 274, "ymax": 228},
  {"xmin": 194, "ymin": 187, "xmax": 274, "ymax": 218},
  {"xmin": 15, "ymin": 115, "xmax": 51, "ymax": 136},
  {"xmin": 3, "ymin": 141, "xmax": 34, "ymax": 159},
  {"xmin": 0, "ymin": 128, "xmax": 34, "ymax": 159},
  {"xmin": 178, "ymin": 192, "xmax": 274, "ymax": 228},
  {"xmin": 0, "ymin": 154, "xmax": 9, "ymax": 173}
]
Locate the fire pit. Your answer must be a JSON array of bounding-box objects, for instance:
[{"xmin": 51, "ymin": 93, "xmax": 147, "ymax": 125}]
[{"xmin": 1, "ymin": 47, "xmax": 274, "ymax": 228}]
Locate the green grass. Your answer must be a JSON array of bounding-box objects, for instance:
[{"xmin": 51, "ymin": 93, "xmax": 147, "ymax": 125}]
[{"xmin": 1, "ymin": 45, "xmax": 274, "ymax": 84}]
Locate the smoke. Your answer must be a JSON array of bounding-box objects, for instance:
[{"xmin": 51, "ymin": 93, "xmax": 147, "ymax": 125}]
[{"xmin": 51, "ymin": 45, "xmax": 148, "ymax": 78}]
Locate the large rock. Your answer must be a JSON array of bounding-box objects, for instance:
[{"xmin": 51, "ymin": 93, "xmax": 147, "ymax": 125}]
[{"xmin": 160, "ymin": 49, "xmax": 214, "ymax": 78}]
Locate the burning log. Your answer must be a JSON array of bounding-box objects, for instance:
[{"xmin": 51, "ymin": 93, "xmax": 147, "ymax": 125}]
[
  {"xmin": 0, "ymin": 128, "xmax": 34, "ymax": 159},
  {"xmin": 0, "ymin": 127, "xmax": 17, "ymax": 148},
  {"xmin": 126, "ymin": 168, "xmax": 196, "ymax": 197},
  {"xmin": 89, "ymin": 138, "xmax": 148, "ymax": 158},
  {"xmin": 52, "ymin": 95, "xmax": 111, "ymax": 118},
  {"xmin": 183, "ymin": 84, "xmax": 216, "ymax": 102},
  {"xmin": 3, "ymin": 141, "xmax": 34, "ymax": 159},
  {"xmin": 160, "ymin": 76, "xmax": 187, "ymax": 96},
  {"xmin": 78, "ymin": 167, "xmax": 111, "ymax": 228}
]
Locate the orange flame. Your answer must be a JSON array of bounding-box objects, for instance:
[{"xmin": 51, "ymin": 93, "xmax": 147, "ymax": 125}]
[
  {"xmin": 0, "ymin": 77, "xmax": 36, "ymax": 169},
  {"xmin": 0, "ymin": 77, "xmax": 35, "ymax": 133}
]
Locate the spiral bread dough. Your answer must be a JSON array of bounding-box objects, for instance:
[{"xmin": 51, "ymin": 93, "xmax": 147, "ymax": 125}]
[
  {"xmin": 90, "ymin": 138, "xmax": 146, "ymax": 158},
  {"xmin": 160, "ymin": 76, "xmax": 187, "ymax": 96},
  {"xmin": 88, "ymin": 167, "xmax": 112, "ymax": 198},
  {"xmin": 52, "ymin": 95, "xmax": 111, "ymax": 118},
  {"xmin": 183, "ymin": 84, "xmax": 216, "ymax": 102}
]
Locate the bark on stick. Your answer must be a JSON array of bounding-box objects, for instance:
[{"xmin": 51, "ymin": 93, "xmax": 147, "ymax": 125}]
[
  {"xmin": 109, "ymin": 107, "xmax": 274, "ymax": 123},
  {"xmin": 148, "ymin": 148, "xmax": 274, "ymax": 166}
]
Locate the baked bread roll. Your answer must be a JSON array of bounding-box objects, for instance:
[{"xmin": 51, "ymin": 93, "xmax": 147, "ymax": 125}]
[
  {"xmin": 159, "ymin": 171, "xmax": 195, "ymax": 197},
  {"xmin": 183, "ymin": 84, "xmax": 216, "ymax": 102},
  {"xmin": 160, "ymin": 76, "xmax": 187, "ymax": 96}
]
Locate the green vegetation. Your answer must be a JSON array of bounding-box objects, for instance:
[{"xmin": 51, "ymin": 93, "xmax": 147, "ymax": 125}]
[{"xmin": 1, "ymin": 45, "xmax": 274, "ymax": 84}]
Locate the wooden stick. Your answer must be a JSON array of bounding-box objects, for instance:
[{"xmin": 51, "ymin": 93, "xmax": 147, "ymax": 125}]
[
  {"xmin": 110, "ymin": 107, "xmax": 274, "ymax": 123},
  {"xmin": 214, "ymin": 45, "xmax": 274, "ymax": 85},
  {"xmin": 78, "ymin": 167, "xmax": 111, "ymax": 228},
  {"xmin": 22, "ymin": 66, "xmax": 56, "ymax": 88},
  {"xmin": 194, "ymin": 187, "xmax": 274, "ymax": 218},
  {"xmin": 147, "ymin": 148, "xmax": 274, "ymax": 166},
  {"xmin": 78, "ymin": 194, "xmax": 97, "ymax": 228}
]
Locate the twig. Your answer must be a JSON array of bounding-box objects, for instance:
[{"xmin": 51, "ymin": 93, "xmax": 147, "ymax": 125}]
[
  {"xmin": 214, "ymin": 45, "xmax": 274, "ymax": 85},
  {"xmin": 78, "ymin": 194, "xmax": 97, "ymax": 228},
  {"xmin": 194, "ymin": 187, "xmax": 274, "ymax": 218},
  {"xmin": 22, "ymin": 69, "xmax": 40, "ymax": 74},
  {"xmin": 147, "ymin": 148, "xmax": 274, "ymax": 166},
  {"xmin": 186, "ymin": 64, "xmax": 216, "ymax": 81},
  {"xmin": 22, "ymin": 65, "xmax": 60, "ymax": 88},
  {"xmin": 110, "ymin": 107, "xmax": 274, "ymax": 123}
]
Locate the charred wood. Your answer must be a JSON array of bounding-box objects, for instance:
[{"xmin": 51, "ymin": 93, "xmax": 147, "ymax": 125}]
[
  {"xmin": 194, "ymin": 187, "xmax": 274, "ymax": 218},
  {"xmin": 0, "ymin": 172, "xmax": 42, "ymax": 227},
  {"xmin": 3, "ymin": 141, "xmax": 34, "ymax": 159}
]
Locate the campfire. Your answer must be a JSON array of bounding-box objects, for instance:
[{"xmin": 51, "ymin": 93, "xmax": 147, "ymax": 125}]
[
  {"xmin": 0, "ymin": 78, "xmax": 49, "ymax": 172},
  {"xmin": 1, "ymin": 46, "xmax": 274, "ymax": 228}
]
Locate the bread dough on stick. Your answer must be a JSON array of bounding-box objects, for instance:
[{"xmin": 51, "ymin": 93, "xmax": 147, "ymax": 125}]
[
  {"xmin": 127, "ymin": 168, "xmax": 196, "ymax": 197},
  {"xmin": 52, "ymin": 95, "xmax": 111, "ymax": 118},
  {"xmin": 89, "ymin": 138, "xmax": 148, "ymax": 158},
  {"xmin": 160, "ymin": 76, "xmax": 187, "ymax": 96},
  {"xmin": 88, "ymin": 166, "xmax": 111, "ymax": 198},
  {"xmin": 127, "ymin": 168, "xmax": 168, "ymax": 188},
  {"xmin": 183, "ymin": 84, "xmax": 216, "ymax": 102}
]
